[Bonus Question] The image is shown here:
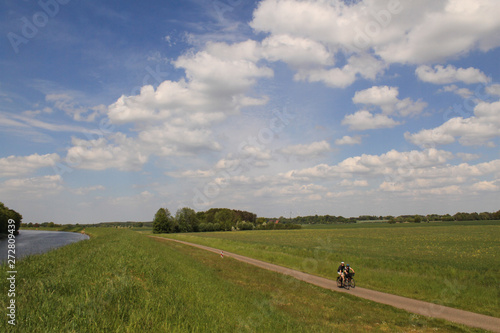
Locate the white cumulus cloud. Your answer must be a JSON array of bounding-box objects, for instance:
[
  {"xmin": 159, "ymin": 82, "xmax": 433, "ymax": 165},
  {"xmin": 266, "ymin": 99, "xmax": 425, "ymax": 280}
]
[
  {"xmin": 279, "ymin": 140, "xmax": 331, "ymax": 157},
  {"xmin": 470, "ymin": 180, "xmax": 499, "ymax": 191},
  {"xmin": 0, "ymin": 175, "xmax": 64, "ymax": 197},
  {"xmin": 353, "ymin": 85, "xmax": 427, "ymax": 116},
  {"xmin": 68, "ymin": 40, "xmax": 274, "ymax": 171},
  {"xmin": 335, "ymin": 135, "xmax": 363, "ymax": 145},
  {"xmin": 252, "ymin": 0, "xmax": 500, "ymax": 68},
  {"xmin": 405, "ymin": 100, "xmax": 500, "ymax": 147},
  {"xmin": 416, "ymin": 65, "xmax": 490, "ymax": 84},
  {"xmin": 0, "ymin": 153, "xmax": 60, "ymax": 178},
  {"xmin": 342, "ymin": 110, "xmax": 401, "ymax": 130}
]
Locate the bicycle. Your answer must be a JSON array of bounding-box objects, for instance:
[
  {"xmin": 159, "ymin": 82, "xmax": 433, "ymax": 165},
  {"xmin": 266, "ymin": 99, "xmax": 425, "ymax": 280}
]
[
  {"xmin": 336, "ymin": 273, "xmax": 355, "ymax": 289},
  {"xmin": 336, "ymin": 275, "xmax": 343, "ymax": 288},
  {"xmin": 345, "ymin": 273, "xmax": 355, "ymax": 289}
]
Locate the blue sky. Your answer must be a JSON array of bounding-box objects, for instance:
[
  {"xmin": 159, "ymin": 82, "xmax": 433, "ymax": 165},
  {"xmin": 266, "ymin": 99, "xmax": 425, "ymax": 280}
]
[{"xmin": 1, "ymin": 0, "xmax": 499, "ymax": 224}]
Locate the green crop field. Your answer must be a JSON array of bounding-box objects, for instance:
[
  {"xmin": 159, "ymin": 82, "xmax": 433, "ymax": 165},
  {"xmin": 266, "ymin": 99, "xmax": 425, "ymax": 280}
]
[
  {"xmin": 153, "ymin": 221, "xmax": 500, "ymax": 318},
  {"xmin": 1, "ymin": 227, "xmax": 487, "ymax": 332}
]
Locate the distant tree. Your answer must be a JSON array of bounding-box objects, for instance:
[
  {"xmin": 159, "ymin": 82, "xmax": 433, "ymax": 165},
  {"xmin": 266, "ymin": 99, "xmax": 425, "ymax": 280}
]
[
  {"xmin": 232, "ymin": 209, "xmax": 256, "ymax": 224},
  {"xmin": 256, "ymin": 217, "xmax": 267, "ymax": 226},
  {"xmin": 214, "ymin": 209, "xmax": 235, "ymax": 231},
  {"xmin": 0, "ymin": 203, "xmax": 7, "ymax": 234},
  {"xmin": 153, "ymin": 208, "xmax": 173, "ymax": 233},
  {"xmin": 479, "ymin": 212, "xmax": 491, "ymax": 220},
  {"xmin": 237, "ymin": 221, "xmax": 254, "ymax": 230},
  {"xmin": 176, "ymin": 207, "xmax": 199, "ymax": 232},
  {"xmin": 204, "ymin": 208, "xmax": 219, "ymax": 224},
  {"xmin": 196, "ymin": 211, "xmax": 206, "ymax": 224},
  {"xmin": 442, "ymin": 214, "xmax": 454, "ymax": 222},
  {"xmin": 0, "ymin": 202, "xmax": 22, "ymax": 235},
  {"xmin": 198, "ymin": 223, "xmax": 208, "ymax": 232}
]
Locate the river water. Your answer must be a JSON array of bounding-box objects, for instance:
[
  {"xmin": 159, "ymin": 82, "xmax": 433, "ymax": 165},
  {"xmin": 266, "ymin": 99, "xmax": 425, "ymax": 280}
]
[{"xmin": 0, "ymin": 230, "xmax": 89, "ymax": 263}]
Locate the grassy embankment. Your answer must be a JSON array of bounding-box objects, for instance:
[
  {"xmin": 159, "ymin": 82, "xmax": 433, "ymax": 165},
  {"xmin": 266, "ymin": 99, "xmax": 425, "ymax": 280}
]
[
  {"xmin": 20, "ymin": 225, "xmax": 86, "ymax": 232},
  {"xmin": 153, "ymin": 221, "xmax": 500, "ymax": 318},
  {"xmin": 0, "ymin": 227, "xmax": 484, "ymax": 332}
]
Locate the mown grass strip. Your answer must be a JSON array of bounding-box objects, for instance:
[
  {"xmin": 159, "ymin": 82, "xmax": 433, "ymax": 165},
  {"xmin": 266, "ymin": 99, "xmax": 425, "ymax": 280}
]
[{"xmin": 0, "ymin": 228, "xmax": 488, "ymax": 332}]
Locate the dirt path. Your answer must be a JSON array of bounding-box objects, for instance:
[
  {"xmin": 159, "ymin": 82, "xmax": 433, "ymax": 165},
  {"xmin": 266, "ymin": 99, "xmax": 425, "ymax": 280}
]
[{"xmin": 151, "ymin": 236, "xmax": 500, "ymax": 332}]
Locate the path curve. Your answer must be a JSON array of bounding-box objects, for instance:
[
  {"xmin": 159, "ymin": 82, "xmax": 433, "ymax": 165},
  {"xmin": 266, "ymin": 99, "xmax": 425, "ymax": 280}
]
[{"xmin": 151, "ymin": 236, "xmax": 500, "ymax": 332}]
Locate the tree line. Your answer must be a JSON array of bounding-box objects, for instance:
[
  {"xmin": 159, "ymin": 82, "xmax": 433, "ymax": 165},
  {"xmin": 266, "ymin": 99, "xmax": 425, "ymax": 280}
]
[
  {"xmin": 0, "ymin": 202, "xmax": 22, "ymax": 235},
  {"xmin": 153, "ymin": 207, "xmax": 301, "ymax": 234},
  {"xmin": 276, "ymin": 210, "xmax": 500, "ymax": 224},
  {"xmin": 277, "ymin": 215, "xmax": 357, "ymax": 224}
]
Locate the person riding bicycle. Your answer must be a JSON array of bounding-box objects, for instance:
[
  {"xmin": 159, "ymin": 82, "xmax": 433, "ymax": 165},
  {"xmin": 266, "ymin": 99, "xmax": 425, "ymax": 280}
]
[
  {"xmin": 344, "ymin": 264, "xmax": 355, "ymax": 283},
  {"xmin": 337, "ymin": 261, "xmax": 346, "ymax": 284}
]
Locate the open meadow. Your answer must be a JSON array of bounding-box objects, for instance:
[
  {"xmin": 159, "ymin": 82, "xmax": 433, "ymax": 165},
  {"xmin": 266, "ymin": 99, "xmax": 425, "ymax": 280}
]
[
  {"xmin": 152, "ymin": 221, "xmax": 500, "ymax": 318},
  {"xmin": 1, "ymin": 227, "xmax": 488, "ymax": 332}
]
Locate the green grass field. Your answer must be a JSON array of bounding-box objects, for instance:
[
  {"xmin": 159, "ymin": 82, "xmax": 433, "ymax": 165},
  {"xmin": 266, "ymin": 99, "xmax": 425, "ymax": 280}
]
[
  {"xmin": 1, "ymin": 227, "xmax": 487, "ymax": 332},
  {"xmin": 153, "ymin": 221, "xmax": 500, "ymax": 318}
]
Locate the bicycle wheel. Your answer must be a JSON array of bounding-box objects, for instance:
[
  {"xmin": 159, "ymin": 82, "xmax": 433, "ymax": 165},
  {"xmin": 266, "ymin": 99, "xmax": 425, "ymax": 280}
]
[
  {"xmin": 344, "ymin": 278, "xmax": 350, "ymax": 290},
  {"xmin": 350, "ymin": 278, "xmax": 355, "ymax": 288},
  {"xmin": 336, "ymin": 276, "xmax": 342, "ymax": 288}
]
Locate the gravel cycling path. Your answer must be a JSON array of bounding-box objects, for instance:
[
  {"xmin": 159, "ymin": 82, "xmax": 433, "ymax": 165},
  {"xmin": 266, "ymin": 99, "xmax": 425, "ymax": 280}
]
[{"xmin": 151, "ymin": 236, "xmax": 500, "ymax": 332}]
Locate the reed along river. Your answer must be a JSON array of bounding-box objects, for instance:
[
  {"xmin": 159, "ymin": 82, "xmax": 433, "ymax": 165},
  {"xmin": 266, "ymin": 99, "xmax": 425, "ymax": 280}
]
[{"xmin": 0, "ymin": 230, "xmax": 89, "ymax": 263}]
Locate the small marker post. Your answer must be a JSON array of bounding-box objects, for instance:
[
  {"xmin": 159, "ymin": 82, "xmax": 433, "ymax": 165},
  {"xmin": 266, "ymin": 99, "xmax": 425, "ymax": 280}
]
[{"xmin": 220, "ymin": 251, "xmax": 224, "ymax": 258}]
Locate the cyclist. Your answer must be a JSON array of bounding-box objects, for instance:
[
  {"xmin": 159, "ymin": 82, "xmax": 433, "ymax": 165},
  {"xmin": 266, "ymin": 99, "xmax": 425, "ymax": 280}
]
[
  {"xmin": 337, "ymin": 261, "xmax": 346, "ymax": 284},
  {"xmin": 344, "ymin": 264, "xmax": 355, "ymax": 284}
]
